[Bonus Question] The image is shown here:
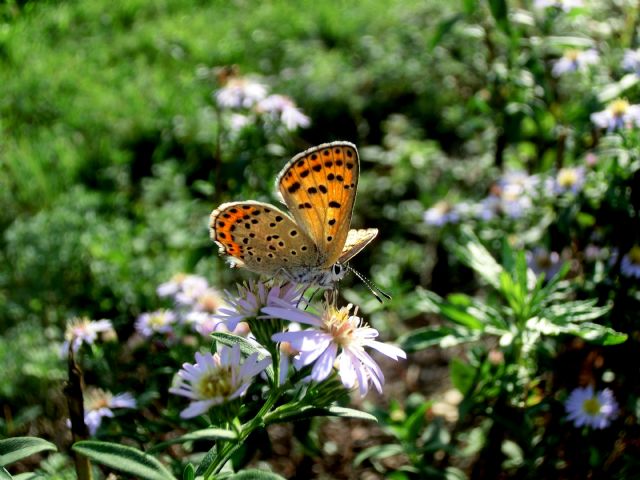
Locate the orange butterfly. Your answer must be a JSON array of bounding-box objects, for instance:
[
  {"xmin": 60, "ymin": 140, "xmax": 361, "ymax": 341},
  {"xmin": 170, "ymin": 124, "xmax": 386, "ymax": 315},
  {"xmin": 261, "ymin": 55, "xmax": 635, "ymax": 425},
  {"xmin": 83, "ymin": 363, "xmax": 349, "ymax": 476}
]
[{"xmin": 209, "ymin": 141, "xmax": 377, "ymax": 287}]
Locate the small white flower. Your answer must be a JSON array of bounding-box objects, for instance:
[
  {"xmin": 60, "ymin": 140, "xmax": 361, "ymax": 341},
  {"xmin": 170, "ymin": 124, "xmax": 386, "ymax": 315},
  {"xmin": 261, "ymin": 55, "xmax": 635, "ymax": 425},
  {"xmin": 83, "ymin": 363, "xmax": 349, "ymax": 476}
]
[
  {"xmin": 534, "ymin": 0, "xmax": 583, "ymax": 11},
  {"xmin": 266, "ymin": 303, "xmax": 406, "ymax": 397},
  {"xmin": 61, "ymin": 318, "xmax": 115, "ymax": 355},
  {"xmin": 214, "ymin": 281, "xmax": 304, "ymax": 331},
  {"xmin": 169, "ymin": 345, "xmax": 270, "ymax": 418},
  {"xmin": 83, "ymin": 388, "xmax": 136, "ymax": 435},
  {"xmin": 621, "ymin": 245, "xmax": 640, "ymax": 279},
  {"xmin": 591, "ymin": 99, "xmax": 640, "ymax": 132},
  {"xmin": 555, "ymin": 166, "xmax": 585, "ymax": 194},
  {"xmin": 135, "ymin": 310, "xmax": 177, "ymax": 338},
  {"xmin": 552, "ymin": 49, "xmax": 599, "ymax": 77},
  {"xmin": 215, "ymin": 77, "xmax": 268, "ymax": 109},
  {"xmin": 622, "ymin": 49, "xmax": 640, "ymax": 75},
  {"xmin": 565, "ymin": 386, "xmax": 618, "ymax": 429},
  {"xmin": 423, "ymin": 201, "xmax": 459, "ymax": 227},
  {"xmin": 256, "ymin": 94, "xmax": 310, "ymax": 130}
]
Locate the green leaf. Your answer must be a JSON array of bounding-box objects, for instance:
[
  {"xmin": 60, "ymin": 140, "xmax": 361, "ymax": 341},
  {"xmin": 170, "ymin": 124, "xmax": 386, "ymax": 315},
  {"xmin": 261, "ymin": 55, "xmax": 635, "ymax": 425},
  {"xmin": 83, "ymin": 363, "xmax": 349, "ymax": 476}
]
[
  {"xmin": 564, "ymin": 323, "xmax": 628, "ymax": 346},
  {"xmin": 72, "ymin": 441, "xmax": 176, "ymax": 480},
  {"xmin": 149, "ymin": 428, "xmax": 237, "ymax": 453},
  {"xmin": 194, "ymin": 446, "xmax": 216, "ymax": 477},
  {"xmin": 354, "ymin": 444, "xmax": 404, "ymax": 466},
  {"xmin": 450, "ymin": 358, "xmax": 475, "ymax": 394},
  {"xmin": 228, "ymin": 470, "xmax": 286, "ymax": 480},
  {"xmin": 452, "ymin": 227, "xmax": 504, "ymax": 290},
  {"xmin": 13, "ymin": 474, "xmax": 44, "ymax": 480},
  {"xmin": 399, "ymin": 325, "xmax": 478, "ymax": 352},
  {"xmin": 0, "ymin": 437, "xmax": 57, "ymax": 467},
  {"xmin": 0, "ymin": 467, "xmax": 11, "ymax": 480},
  {"xmin": 488, "ymin": 0, "xmax": 510, "ymax": 34},
  {"xmin": 439, "ymin": 303, "xmax": 485, "ymax": 330},
  {"xmin": 428, "ymin": 14, "xmax": 464, "ymax": 51},
  {"xmin": 598, "ymin": 73, "xmax": 640, "ymax": 103},
  {"xmin": 211, "ymin": 332, "xmax": 274, "ymax": 382},
  {"xmin": 183, "ymin": 464, "xmax": 195, "ymax": 480},
  {"xmin": 268, "ymin": 406, "xmax": 377, "ymax": 425}
]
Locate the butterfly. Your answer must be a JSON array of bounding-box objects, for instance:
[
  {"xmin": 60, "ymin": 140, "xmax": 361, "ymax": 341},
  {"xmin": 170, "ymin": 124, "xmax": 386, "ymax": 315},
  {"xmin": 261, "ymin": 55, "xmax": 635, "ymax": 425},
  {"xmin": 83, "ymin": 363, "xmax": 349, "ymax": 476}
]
[{"xmin": 209, "ymin": 141, "xmax": 378, "ymax": 288}]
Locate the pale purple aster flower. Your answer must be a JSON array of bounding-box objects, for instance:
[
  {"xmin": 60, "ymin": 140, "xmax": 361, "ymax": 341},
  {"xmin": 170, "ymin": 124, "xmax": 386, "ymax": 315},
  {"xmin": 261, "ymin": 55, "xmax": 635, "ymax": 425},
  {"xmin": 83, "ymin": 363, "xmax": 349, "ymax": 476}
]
[
  {"xmin": 192, "ymin": 287, "xmax": 225, "ymax": 313},
  {"xmin": 185, "ymin": 311, "xmax": 225, "ymax": 337},
  {"xmin": 565, "ymin": 386, "xmax": 618, "ymax": 429},
  {"xmin": 135, "ymin": 310, "xmax": 177, "ymax": 338},
  {"xmin": 83, "ymin": 388, "xmax": 136, "ymax": 435},
  {"xmin": 621, "ymin": 245, "xmax": 640, "ymax": 279},
  {"xmin": 229, "ymin": 113, "xmax": 251, "ymax": 131},
  {"xmin": 555, "ymin": 166, "xmax": 585, "ymax": 194},
  {"xmin": 61, "ymin": 318, "xmax": 115, "ymax": 356},
  {"xmin": 174, "ymin": 276, "xmax": 210, "ymax": 306},
  {"xmin": 476, "ymin": 195, "xmax": 500, "ymax": 220},
  {"xmin": 257, "ymin": 94, "xmax": 311, "ymax": 130},
  {"xmin": 266, "ymin": 303, "xmax": 406, "ymax": 397},
  {"xmin": 214, "ymin": 281, "xmax": 304, "ymax": 331},
  {"xmin": 500, "ymin": 185, "xmax": 533, "ymax": 218},
  {"xmin": 584, "ymin": 244, "xmax": 603, "ymax": 262},
  {"xmin": 169, "ymin": 345, "xmax": 270, "ymax": 418},
  {"xmin": 622, "ymin": 49, "xmax": 640, "ymax": 76},
  {"xmin": 591, "ymin": 99, "xmax": 640, "ymax": 132},
  {"xmin": 215, "ymin": 77, "xmax": 268, "ymax": 109},
  {"xmin": 552, "ymin": 49, "xmax": 599, "ymax": 77},
  {"xmin": 534, "ymin": 0, "xmax": 583, "ymax": 11},
  {"xmin": 157, "ymin": 273, "xmax": 208, "ymax": 300},
  {"xmin": 526, "ymin": 247, "xmax": 563, "ymax": 279},
  {"xmin": 423, "ymin": 201, "xmax": 459, "ymax": 226}
]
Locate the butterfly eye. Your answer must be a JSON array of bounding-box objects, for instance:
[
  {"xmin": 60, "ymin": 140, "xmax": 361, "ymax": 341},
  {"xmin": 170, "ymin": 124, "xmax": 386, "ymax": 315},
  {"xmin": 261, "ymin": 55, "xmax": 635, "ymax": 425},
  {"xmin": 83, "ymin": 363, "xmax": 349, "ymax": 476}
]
[{"xmin": 331, "ymin": 263, "xmax": 345, "ymax": 280}]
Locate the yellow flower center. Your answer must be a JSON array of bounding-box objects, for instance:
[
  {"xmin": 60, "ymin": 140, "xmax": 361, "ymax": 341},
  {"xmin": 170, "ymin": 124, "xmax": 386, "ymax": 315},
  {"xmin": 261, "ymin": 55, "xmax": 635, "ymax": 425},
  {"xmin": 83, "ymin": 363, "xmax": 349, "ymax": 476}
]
[
  {"xmin": 84, "ymin": 389, "xmax": 112, "ymax": 411},
  {"xmin": 629, "ymin": 245, "xmax": 640, "ymax": 264},
  {"xmin": 557, "ymin": 168, "xmax": 579, "ymax": 188},
  {"xmin": 323, "ymin": 305, "xmax": 357, "ymax": 347},
  {"xmin": 199, "ymin": 292, "xmax": 222, "ymax": 312},
  {"xmin": 564, "ymin": 49, "xmax": 580, "ymax": 61},
  {"xmin": 149, "ymin": 313, "xmax": 169, "ymax": 328},
  {"xmin": 609, "ymin": 99, "xmax": 629, "ymax": 117},
  {"xmin": 197, "ymin": 367, "xmax": 234, "ymax": 399},
  {"xmin": 172, "ymin": 273, "xmax": 188, "ymax": 284},
  {"xmin": 582, "ymin": 397, "xmax": 602, "ymax": 416}
]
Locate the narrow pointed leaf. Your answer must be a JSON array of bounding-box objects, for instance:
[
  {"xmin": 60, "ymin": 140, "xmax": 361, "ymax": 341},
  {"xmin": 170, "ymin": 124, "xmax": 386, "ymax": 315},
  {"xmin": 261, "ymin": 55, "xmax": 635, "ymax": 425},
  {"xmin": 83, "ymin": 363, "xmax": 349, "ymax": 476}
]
[
  {"xmin": 0, "ymin": 437, "xmax": 57, "ymax": 467},
  {"xmin": 399, "ymin": 326, "xmax": 479, "ymax": 352},
  {"xmin": 73, "ymin": 441, "xmax": 176, "ymax": 480},
  {"xmin": 228, "ymin": 470, "xmax": 286, "ymax": 480},
  {"xmin": 149, "ymin": 428, "xmax": 236, "ymax": 453}
]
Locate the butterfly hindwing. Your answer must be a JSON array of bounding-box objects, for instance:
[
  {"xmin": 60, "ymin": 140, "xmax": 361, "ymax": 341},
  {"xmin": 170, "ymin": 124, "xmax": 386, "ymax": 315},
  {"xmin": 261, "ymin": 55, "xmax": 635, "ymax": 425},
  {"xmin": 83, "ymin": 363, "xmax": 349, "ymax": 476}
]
[
  {"xmin": 276, "ymin": 141, "xmax": 359, "ymax": 268},
  {"xmin": 209, "ymin": 201, "xmax": 320, "ymax": 275}
]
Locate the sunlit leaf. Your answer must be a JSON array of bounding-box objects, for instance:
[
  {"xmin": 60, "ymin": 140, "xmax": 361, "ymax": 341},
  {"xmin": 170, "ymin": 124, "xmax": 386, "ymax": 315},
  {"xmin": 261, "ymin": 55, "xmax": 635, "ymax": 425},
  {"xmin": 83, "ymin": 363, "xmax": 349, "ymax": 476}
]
[{"xmin": 0, "ymin": 437, "xmax": 57, "ymax": 467}]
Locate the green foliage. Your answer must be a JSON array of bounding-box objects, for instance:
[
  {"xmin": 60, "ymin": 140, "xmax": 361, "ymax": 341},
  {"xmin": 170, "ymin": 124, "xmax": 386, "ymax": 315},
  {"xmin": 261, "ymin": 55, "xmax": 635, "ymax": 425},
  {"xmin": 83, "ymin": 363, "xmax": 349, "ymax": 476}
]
[{"xmin": 0, "ymin": 437, "xmax": 56, "ymax": 467}]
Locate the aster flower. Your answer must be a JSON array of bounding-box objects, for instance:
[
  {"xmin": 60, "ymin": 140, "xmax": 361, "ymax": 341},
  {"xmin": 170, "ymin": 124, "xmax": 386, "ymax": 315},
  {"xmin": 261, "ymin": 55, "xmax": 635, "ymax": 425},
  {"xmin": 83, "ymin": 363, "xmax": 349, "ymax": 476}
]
[
  {"xmin": 135, "ymin": 310, "xmax": 177, "ymax": 338},
  {"xmin": 83, "ymin": 388, "xmax": 136, "ymax": 435},
  {"xmin": 565, "ymin": 386, "xmax": 618, "ymax": 429},
  {"xmin": 214, "ymin": 281, "xmax": 304, "ymax": 332},
  {"xmin": 157, "ymin": 274, "xmax": 208, "ymax": 299},
  {"xmin": 257, "ymin": 94, "xmax": 311, "ymax": 130},
  {"xmin": 266, "ymin": 302, "xmax": 406, "ymax": 397},
  {"xmin": 526, "ymin": 247, "xmax": 563, "ymax": 279},
  {"xmin": 61, "ymin": 317, "xmax": 115, "ymax": 355},
  {"xmin": 215, "ymin": 77, "xmax": 268, "ymax": 109},
  {"xmin": 622, "ymin": 49, "xmax": 640, "ymax": 76},
  {"xmin": 534, "ymin": 0, "xmax": 583, "ymax": 11},
  {"xmin": 555, "ymin": 166, "xmax": 585, "ymax": 194},
  {"xmin": 185, "ymin": 311, "xmax": 225, "ymax": 337},
  {"xmin": 591, "ymin": 99, "xmax": 640, "ymax": 132},
  {"xmin": 169, "ymin": 345, "xmax": 270, "ymax": 418},
  {"xmin": 621, "ymin": 245, "xmax": 640, "ymax": 279},
  {"xmin": 552, "ymin": 49, "xmax": 599, "ymax": 77},
  {"xmin": 423, "ymin": 201, "xmax": 460, "ymax": 226}
]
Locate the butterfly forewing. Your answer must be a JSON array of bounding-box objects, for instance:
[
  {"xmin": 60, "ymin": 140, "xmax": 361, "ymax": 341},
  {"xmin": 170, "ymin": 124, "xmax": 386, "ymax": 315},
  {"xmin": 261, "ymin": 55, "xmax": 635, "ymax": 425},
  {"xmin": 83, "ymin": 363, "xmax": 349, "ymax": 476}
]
[
  {"xmin": 209, "ymin": 201, "xmax": 320, "ymax": 275},
  {"xmin": 339, "ymin": 228, "xmax": 379, "ymax": 264},
  {"xmin": 276, "ymin": 141, "xmax": 359, "ymax": 268}
]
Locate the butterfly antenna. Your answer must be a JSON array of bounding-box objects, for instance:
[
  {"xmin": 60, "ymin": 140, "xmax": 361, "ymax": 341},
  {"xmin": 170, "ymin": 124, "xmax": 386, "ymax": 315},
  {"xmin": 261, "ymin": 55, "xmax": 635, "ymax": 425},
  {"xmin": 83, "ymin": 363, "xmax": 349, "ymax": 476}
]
[{"xmin": 346, "ymin": 265, "xmax": 392, "ymax": 303}]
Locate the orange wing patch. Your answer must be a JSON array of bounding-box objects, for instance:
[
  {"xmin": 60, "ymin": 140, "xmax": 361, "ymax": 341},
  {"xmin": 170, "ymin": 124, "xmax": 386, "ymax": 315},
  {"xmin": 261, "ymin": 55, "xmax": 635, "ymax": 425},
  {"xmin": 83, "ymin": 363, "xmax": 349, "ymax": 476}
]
[{"xmin": 277, "ymin": 141, "xmax": 359, "ymax": 267}]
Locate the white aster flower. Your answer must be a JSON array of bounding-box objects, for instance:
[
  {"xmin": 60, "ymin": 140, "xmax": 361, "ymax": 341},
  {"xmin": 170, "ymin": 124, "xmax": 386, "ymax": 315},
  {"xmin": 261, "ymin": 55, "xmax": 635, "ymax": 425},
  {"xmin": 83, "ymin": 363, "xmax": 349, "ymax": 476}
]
[
  {"xmin": 169, "ymin": 345, "xmax": 270, "ymax": 418},
  {"xmin": 621, "ymin": 245, "xmax": 640, "ymax": 279},
  {"xmin": 214, "ymin": 281, "xmax": 304, "ymax": 331},
  {"xmin": 565, "ymin": 386, "xmax": 618, "ymax": 429},
  {"xmin": 157, "ymin": 273, "xmax": 208, "ymax": 300},
  {"xmin": 83, "ymin": 388, "xmax": 136, "ymax": 435},
  {"xmin": 552, "ymin": 49, "xmax": 599, "ymax": 77},
  {"xmin": 555, "ymin": 166, "xmax": 585, "ymax": 194},
  {"xmin": 534, "ymin": 0, "xmax": 583, "ymax": 11},
  {"xmin": 215, "ymin": 77, "xmax": 268, "ymax": 109},
  {"xmin": 423, "ymin": 201, "xmax": 460, "ymax": 227},
  {"xmin": 61, "ymin": 317, "xmax": 115, "ymax": 355},
  {"xmin": 622, "ymin": 49, "xmax": 640, "ymax": 75},
  {"xmin": 135, "ymin": 310, "xmax": 177, "ymax": 338},
  {"xmin": 266, "ymin": 303, "xmax": 406, "ymax": 397},
  {"xmin": 256, "ymin": 94, "xmax": 311, "ymax": 130},
  {"xmin": 591, "ymin": 99, "xmax": 640, "ymax": 132}
]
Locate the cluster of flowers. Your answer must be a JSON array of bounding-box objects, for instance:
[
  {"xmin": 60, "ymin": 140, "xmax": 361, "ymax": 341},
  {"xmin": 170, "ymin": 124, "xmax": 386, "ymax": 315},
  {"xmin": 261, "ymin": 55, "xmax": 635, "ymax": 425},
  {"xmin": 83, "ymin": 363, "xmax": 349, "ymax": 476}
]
[
  {"xmin": 424, "ymin": 166, "xmax": 586, "ymax": 228},
  {"xmin": 170, "ymin": 280, "xmax": 406, "ymax": 418},
  {"xmin": 214, "ymin": 73, "xmax": 310, "ymax": 132},
  {"xmin": 135, "ymin": 273, "xmax": 246, "ymax": 341}
]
